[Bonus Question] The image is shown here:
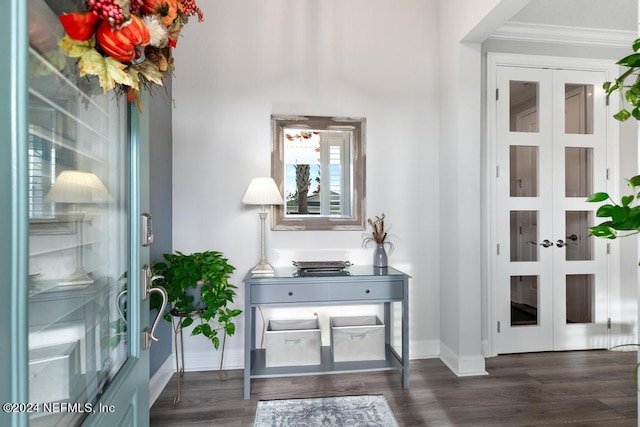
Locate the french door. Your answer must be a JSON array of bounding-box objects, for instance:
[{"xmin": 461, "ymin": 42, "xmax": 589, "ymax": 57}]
[
  {"xmin": 492, "ymin": 60, "xmax": 613, "ymax": 354},
  {"xmin": 1, "ymin": 1, "xmax": 156, "ymax": 425}
]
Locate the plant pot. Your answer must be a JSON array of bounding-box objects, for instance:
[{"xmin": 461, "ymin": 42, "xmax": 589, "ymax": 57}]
[{"xmin": 185, "ymin": 280, "xmax": 206, "ymax": 311}]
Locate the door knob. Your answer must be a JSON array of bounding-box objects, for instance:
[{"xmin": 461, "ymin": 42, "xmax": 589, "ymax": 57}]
[
  {"xmin": 556, "ymin": 239, "xmax": 578, "ymax": 248},
  {"xmin": 529, "ymin": 239, "xmax": 553, "ymax": 248},
  {"xmin": 529, "ymin": 239, "xmax": 553, "ymax": 247}
]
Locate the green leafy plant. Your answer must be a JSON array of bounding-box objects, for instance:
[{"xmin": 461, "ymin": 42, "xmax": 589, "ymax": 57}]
[
  {"xmin": 588, "ymin": 178, "xmax": 640, "ymax": 381},
  {"xmin": 152, "ymin": 250, "xmax": 242, "ymax": 350},
  {"xmin": 587, "ymin": 175, "xmax": 640, "ymax": 241},
  {"xmin": 604, "ymin": 38, "xmax": 640, "ymax": 121}
]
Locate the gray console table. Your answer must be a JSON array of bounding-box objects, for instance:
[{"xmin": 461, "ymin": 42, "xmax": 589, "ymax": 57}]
[{"xmin": 243, "ymin": 265, "xmax": 410, "ymax": 400}]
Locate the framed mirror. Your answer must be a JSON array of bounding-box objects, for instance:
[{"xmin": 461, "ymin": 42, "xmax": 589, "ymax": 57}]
[{"xmin": 271, "ymin": 115, "xmax": 366, "ymax": 230}]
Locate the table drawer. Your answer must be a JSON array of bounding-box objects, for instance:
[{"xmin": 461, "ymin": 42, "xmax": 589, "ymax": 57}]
[
  {"xmin": 251, "ymin": 284, "xmax": 329, "ymax": 304},
  {"xmin": 329, "ymin": 281, "xmax": 404, "ymax": 301}
]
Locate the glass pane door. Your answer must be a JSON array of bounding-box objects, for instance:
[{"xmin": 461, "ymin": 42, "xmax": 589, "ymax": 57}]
[
  {"xmin": 551, "ymin": 69, "xmax": 608, "ymax": 351},
  {"xmin": 495, "ymin": 64, "xmax": 610, "ymax": 354},
  {"xmin": 496, "ymin": 66, "xmax": 555, "ymax": 353},
  {"xmin": 27, "ymin": 1, "xmax": 129, "ymax": 424}
]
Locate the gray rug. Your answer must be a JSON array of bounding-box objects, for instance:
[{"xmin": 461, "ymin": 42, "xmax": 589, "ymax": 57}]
[{"xmin": 254, "ymin": 395, "xmax": 400, "ymax": 426}]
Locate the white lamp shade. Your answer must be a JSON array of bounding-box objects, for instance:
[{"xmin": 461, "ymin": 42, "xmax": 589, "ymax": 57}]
[
  {"xmin": 242, "ymin": 177, "xmax": 284, "ymax": 206},
  {"xmin": 44, "ymin": 170, "xmax": 112, "ymax": 204}
]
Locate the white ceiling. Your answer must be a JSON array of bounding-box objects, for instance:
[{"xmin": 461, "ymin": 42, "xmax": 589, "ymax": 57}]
[{"xmin": 510, "ymin": 0, "xmax": 637, "ymax": 32}]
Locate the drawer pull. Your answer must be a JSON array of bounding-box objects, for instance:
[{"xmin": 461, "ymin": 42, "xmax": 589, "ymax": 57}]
[
  {"xmin": 288, "ymin": 291, "xmax": 293, "ymax": 296},
  {"xmin": 365, "ymin": 289, "xmax": 370, "ymax": 294},
  {"xmin": 284, "ymin": 338, "xmax": 303, "ymax": 344},
  {"xmin": 350, "ymin": 333, "xmax": 368, "ymax": 340}
]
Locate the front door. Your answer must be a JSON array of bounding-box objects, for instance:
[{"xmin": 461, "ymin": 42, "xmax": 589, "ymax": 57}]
[
  {"xmin": 492, "ymin": 59, "xmax": 613, "ymax": 354},
  {"xmin": 22, "ymin": 0, "xmax": 155, "ymax": 425}
]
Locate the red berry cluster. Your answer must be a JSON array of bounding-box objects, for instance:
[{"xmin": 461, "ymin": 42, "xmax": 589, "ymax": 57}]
[
  {"xmin": 86, "ymin": 0, "xmax": 127, "ymax": 27},
  {"xmin": 129, "ymin": 0, "xmax": 144, "ymax": 14},
  {"xmin": 180, "ymin": 0, "xmax": 204, "ymax": 22}
]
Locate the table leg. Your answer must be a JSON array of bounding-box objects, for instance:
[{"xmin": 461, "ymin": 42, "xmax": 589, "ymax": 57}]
[
  {"xmin": 243, "ymin": 306, "xmax": 254, "ymax": 400},
  {"xmin": 402, "ymin": 283, "xmax": 410, "ymax": 388}
]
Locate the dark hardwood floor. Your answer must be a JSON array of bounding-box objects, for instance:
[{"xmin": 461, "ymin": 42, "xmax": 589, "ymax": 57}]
[{"xmin": 150, "ymin": 350, "xmax": 638, "ymax": 426}]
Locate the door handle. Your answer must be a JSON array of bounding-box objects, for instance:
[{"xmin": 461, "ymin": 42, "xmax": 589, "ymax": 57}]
[
  {"xmin": 116, "ymin": 289, "xmax": 127, "ymax": 325},
  {"xmin": 142, "ymin": 265, "xmax": 168, "ymax": 348},
  {"xmin": 556, "ymin": 239, "xmax": 577, "ymax": 248},
  {"xmin": 529, "ymin": 239, "xmax": 553, "ymax": 247},
  {"xmin": 148, "ymin": 282, "xmax": 168, "ymax": 342}
]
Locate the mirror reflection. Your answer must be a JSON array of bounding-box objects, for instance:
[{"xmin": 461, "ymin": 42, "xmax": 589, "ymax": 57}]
[{"xmin": 272, "ymin": 115, "xmax": 365, "ymax": 230}]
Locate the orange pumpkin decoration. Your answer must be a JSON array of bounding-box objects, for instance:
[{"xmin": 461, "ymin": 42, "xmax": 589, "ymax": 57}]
[
  {"xmin": 96, "ymin": 15, "xmax": 151, "ymax": 64},
  {"xmin": 140, "ymin": 0, "xmax": 179, "ymax": 27},
  {"xmin": 59, "ymin": 12, "xmax": 101, "ymax": 41}
]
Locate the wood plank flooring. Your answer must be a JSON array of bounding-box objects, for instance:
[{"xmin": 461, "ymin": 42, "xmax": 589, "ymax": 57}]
[{"xmin": 150, "ymin": 350, "xmax": 638, "ymax": 426}]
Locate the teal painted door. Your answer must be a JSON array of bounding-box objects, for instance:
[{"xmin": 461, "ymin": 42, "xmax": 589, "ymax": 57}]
[{"xmin": 1, "ymin": 0, "xmax": 153, "ymax": 425}]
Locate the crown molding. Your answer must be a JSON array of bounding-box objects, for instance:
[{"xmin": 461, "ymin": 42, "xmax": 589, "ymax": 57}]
[{"xmin": 490, "ymin": 21, "xmax": 635, "ymax": 48}]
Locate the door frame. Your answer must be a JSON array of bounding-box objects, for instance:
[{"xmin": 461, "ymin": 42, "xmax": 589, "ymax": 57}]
[
  {"xmin": 2, "ymin": 1, "xmax": 29, "ymax": 425},
  {"xmin": 484, "ymin": 52, "xmax": 621, "ymax": 357}
]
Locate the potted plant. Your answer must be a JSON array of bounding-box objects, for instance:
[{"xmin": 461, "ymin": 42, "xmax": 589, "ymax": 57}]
[
  {"xmin": 152, "ymin": 250, "xmax": 242, "ymax": 350},
  {"xmin": 362, "ymin": 213, "xmax": 395, "ymax": 268}
]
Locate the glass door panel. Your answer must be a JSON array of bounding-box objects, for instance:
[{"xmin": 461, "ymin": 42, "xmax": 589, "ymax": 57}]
[
  {"xmin": 565, "ymin": 84, "xmax": 594, "ymax": 134},
  {"xmin": 510, "ymin": 211, "xmax": 539, "ymax": 262},
  {"xmin": 565, "ymin": 147, "xmax": 593, "ymax": 197},
  {"xmin": 510, "ymin": 276, "xmax": 538, "ymax": 326},
  {"xmin": 566, "ymin": 274, "xmax": 594, "ymax": 324},
  {"xmin": 510, "ymin": 146, "xmax": 538, "ymax": 197},
  {"xmin": 27, "ymin": 3, "xmax": 129, "ymax": 424},
  {"xmin": 565, "ymin": 211, "xmax": 593, "ymax": 261},
  {"xmin": 510, "ymin": 81, "xmax": 539, "ymax": 132}
]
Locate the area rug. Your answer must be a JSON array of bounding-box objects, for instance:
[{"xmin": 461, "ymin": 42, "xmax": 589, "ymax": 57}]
[{"xmin": 254, "ymin": 394, "xmax": 399, "ymax": 427}]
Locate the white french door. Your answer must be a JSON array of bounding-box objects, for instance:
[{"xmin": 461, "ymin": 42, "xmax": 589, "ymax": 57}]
[{"xmin": 493, "ymin": 60, "xmax": 612, "ymax": 354}]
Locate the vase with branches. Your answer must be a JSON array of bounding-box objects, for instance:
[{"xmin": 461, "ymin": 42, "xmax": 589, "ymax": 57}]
[{"xmin": 362, "ymin": 213, "xmax": 394, "ymax": 268}]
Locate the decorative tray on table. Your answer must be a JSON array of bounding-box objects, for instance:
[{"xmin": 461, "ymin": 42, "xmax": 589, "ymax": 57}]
[{"xmin": 293, "ymin": 260, "xmax": 352, "ymax": 276}]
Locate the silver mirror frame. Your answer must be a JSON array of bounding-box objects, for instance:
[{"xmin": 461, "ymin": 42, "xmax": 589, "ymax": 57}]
[{"xmin": 271, "ymin": 115, "xmax": 366, "ymax": 231}]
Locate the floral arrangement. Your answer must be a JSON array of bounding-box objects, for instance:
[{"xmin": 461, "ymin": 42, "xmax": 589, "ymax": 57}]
[
  {"xmin": 362, "ymin": 213, "xmax": 395, "ymax": 253},
  {"xmin": 58, "ymin": 0, "xmax": 204, "ymax": 106}
]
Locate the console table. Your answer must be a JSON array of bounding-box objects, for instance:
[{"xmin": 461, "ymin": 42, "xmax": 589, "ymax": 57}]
[{"xmin": 243, "ymin": 265, "xmax": 410, "ymax": 400}]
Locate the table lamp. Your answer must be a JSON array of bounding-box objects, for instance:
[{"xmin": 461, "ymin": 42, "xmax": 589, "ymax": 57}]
[
  {"xmin": 44, "ymin": 170, "xmax": 112, "ymax": 285},
  {"xmin": 242, "ymin": 177, "xmax": 284, "ymax": 275}
]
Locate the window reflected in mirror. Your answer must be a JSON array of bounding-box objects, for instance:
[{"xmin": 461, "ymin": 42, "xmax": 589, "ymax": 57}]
[
  {"xmin": 272, "ymin": 115, "xmax": 365, "ymax": 230},
  {"xmin": 284, "ymin": 129, "xmax": 350, "ymax": 216}
]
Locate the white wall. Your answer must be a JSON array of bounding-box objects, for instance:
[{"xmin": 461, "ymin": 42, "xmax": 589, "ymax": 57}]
[
  {"xmin": 436, "ymin": 0, "xmax": 532, "ymax": 375},
  {"xmin": 171, "ymin": 0, "xmax": 440, "ymax": 370}
]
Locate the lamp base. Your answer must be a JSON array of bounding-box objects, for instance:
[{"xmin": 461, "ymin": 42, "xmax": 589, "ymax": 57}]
[
  {"xmin": 58, "ymin": 269, "xmax": 94, "ymax": 287},
  {"xmin": 251, "ymin": 261, "xmax": 275, "ymax": 276}
]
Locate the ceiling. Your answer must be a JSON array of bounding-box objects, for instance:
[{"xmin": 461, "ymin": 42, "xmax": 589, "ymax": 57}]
[{"xmin": 509, "ymin": 0, "xmax": 637, "ymax": 32}]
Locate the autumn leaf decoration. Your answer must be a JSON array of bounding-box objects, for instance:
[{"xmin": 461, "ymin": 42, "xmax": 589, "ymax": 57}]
[{"xmin": 58, "ymin": 0, "xmax": 204, "ymax": 106}]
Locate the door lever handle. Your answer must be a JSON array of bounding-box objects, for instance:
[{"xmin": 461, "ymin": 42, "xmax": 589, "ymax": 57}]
[
  {"xmin": 556, "ymin": 239, "xmax": 577, "ymax": 248},
  {"xmin": 529, "ymin": 239, "xmax": 553, "ymax": 248}
]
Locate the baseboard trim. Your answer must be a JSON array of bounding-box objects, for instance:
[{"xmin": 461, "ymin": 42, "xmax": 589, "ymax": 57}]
[
  {"xmin": 149, "ymin": 355, "xmax": 174, "ymax": 406},
  {"xmin": 409, "ymin": 339, "xmax": 440, "ymax": 359},
  {"xmin": 439, "ymin": 341, "xmax": 488, "ymax": 377}
]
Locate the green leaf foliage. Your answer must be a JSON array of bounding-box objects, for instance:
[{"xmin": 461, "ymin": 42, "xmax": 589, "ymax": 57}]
[
  {"xmin": 606, "ymin": 40, "xmax": 640, "ymax": 123},
  {"xmin": 587, "ymin": 175, "xmax": 640, "ymax": 239},
  {"xmin": 152, "ymin": 250, "xmax": 242, "ymax": 350},
  {"xmin": 586, "ymin": 192, "xmax": 609, "ymax": 203}
]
